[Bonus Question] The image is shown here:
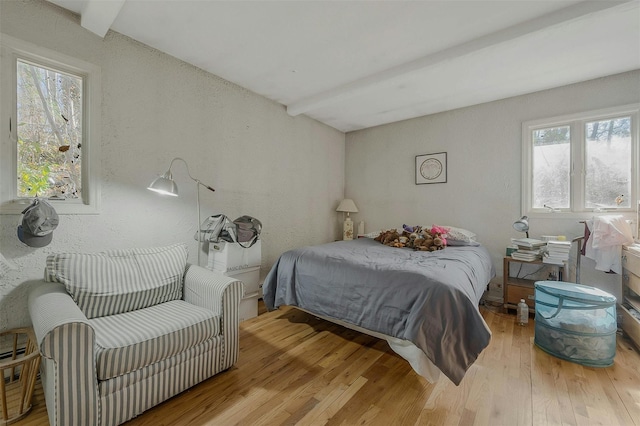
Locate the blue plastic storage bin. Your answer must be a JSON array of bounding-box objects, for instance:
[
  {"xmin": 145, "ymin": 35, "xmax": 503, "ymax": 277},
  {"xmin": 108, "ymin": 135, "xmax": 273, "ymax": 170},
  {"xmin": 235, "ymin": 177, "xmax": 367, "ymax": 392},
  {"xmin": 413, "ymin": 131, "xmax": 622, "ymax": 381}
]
[{"xmin": 534, "ymin": 281, "xmax": 617, "ymax": 367}]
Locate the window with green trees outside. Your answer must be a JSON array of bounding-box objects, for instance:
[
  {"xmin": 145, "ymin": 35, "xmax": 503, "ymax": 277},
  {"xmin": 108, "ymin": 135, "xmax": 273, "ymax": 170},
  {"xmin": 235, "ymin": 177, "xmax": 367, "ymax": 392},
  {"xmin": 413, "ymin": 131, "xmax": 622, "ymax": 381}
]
[
  {"xmin": 17, "ymin": 59, "xmax": 83, "ymax": 199},
  {"xmin": 1, "ymin": 35, "xmax": 100, "ymax": 214}
]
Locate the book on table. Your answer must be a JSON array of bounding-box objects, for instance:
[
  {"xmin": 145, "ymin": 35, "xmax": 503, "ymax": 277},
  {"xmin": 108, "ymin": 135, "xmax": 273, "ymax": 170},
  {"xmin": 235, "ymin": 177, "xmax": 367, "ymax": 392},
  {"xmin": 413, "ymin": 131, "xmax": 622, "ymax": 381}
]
[
  {"xmin": 543, "ymin": 255, "xmax": 566, "ymax": 265},
  {"xmin": 546, "ymin": 240, "xmax": 571, "ymax": 251},
  {"xmin": 511, "ymin": 237, "xmax": 547, "ymax": 248},
  {"xmin": 511, "ymin": 251, "xmax": 541, "ymax": 261},
  {"xmin": 543, "ymin": 240, "xmax": 571, "ymax": 264}
]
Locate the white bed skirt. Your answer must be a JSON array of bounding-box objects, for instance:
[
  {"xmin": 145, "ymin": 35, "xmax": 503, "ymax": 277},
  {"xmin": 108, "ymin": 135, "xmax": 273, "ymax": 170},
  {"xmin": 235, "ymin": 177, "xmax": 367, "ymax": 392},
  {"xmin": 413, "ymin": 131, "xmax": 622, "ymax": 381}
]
[{"xmin": 294, "ymin": 307, "xmax": 442, "ymax": 383}]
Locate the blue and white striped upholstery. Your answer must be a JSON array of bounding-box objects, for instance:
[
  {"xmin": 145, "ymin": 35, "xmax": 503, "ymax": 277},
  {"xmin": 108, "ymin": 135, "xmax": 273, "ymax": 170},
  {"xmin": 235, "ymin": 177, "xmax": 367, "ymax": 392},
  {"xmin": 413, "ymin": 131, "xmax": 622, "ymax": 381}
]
[
  {"xmin": 45, "ymin": 243, "xmax": 188, "ymax": 319},
  {"xmin": 29, "ymin": 283, "xmax": 99, "ymax": 426},
  {"xmin": 98, "ymin": 337, "xmax": 221, "ymax": 426},
  {"xmin": 29, "ymin": 248, "xmax": 243, "ymax": 426},
  {"xmin": 90, "ymin": 300, "xmax": 219, "ymax": 380},
  {"xmin": 183, "ymin": 264, "xmax": 244, "ymax": 370}
]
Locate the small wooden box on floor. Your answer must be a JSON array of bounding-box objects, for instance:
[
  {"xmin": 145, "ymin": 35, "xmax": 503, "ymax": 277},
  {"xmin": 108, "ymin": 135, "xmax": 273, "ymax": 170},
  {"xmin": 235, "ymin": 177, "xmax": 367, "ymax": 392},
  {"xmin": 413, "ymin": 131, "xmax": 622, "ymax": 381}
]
[{"xmin": 0, "ymin": 328, "xmax": 40, "ymax": 425}]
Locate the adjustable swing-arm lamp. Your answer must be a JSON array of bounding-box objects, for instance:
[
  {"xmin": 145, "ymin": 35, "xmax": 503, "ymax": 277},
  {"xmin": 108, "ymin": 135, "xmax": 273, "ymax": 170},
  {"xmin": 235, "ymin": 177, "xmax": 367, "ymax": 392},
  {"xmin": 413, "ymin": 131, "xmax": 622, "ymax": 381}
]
[
  {"xmin": 147, "ymin": 157, "xmax": 215, "ymax": 267},
  {"xmin": 147, "ymin": 157, "xmax": 215, "ymax": 195}
]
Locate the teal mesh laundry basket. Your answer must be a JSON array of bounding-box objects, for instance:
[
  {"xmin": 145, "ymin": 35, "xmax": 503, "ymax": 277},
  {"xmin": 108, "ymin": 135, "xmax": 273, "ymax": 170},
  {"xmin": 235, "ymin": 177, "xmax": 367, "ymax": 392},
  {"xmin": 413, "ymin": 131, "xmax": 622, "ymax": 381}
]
[{"xmin": 534, "ymin": 281, "xmax": 617, "ymax": 367}]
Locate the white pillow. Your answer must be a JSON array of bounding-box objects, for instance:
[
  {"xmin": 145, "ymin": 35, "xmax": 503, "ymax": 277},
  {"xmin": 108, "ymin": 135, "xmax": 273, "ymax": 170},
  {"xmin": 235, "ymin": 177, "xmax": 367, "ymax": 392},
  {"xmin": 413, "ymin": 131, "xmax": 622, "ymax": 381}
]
[
  {"xmin": 446, "ymin": 238, "xmax": 480, "ymax": 246},
  {"xmin": 364, "ymin": 231, "xmax": 382, "ymax": 238},
  {"xmin": 443, "ymin": 226, "xmax": 477, "ymax": 243}
]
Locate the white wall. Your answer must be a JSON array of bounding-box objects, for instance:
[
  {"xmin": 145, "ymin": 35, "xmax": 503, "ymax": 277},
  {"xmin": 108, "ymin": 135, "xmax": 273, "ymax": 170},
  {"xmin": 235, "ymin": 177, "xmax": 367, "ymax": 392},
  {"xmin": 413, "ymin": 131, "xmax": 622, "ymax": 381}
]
[
  {"xmin": 0, "ymin": 0, "xmax": 345, "ymax": 331},
  {"xmin": 346, "ymin": 70, "xmax": 640, "ymax": 300}
]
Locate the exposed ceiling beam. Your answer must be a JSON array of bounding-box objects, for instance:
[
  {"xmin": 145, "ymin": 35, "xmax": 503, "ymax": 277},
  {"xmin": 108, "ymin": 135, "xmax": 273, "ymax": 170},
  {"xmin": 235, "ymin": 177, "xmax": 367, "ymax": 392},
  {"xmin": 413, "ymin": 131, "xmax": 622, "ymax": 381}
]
[
  {"xmin": 80, "ymin": 0, "xmax": 126, "ymax": 38},
  {"xmin": 286, "ymin": 0, "xmax": 637, "ymax": 118}
]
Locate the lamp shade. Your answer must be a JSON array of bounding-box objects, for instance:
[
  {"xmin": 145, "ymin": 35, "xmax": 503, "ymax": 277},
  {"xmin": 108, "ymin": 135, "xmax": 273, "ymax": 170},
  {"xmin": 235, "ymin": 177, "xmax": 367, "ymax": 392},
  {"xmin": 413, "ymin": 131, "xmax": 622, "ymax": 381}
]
[
  {"xmin": 513, "ymin": 215, "xmax": 529, "ymax": 237},
  {"xmin": 336, "ymin": 199, "xmax": 358, "ymax": 213},
  {"xmin": 147, "ymin": 157, "xmax": 216, "ymax": 267},
  {"xmin": 147, "ymin": 172, "xmax": 179, "ymax": 196}
]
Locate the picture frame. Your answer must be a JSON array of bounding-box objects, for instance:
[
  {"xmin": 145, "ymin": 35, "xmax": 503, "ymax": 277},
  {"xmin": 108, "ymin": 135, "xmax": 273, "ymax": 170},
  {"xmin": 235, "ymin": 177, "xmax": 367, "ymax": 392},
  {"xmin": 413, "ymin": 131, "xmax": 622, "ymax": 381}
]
[{"xmin": 416, "ymin": 152, "xmax": 447, "ymax": 184}]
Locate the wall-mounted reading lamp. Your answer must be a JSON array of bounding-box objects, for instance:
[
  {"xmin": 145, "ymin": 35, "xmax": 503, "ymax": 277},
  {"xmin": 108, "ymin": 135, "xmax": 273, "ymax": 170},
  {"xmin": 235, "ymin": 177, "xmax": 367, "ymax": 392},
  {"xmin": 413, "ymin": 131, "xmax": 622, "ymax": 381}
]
[
  {"xmin": 512, "ymin": 215, "xmax": 529, "ymax": 238},
  {"xmin": 148, "ymin": 157, "xmax": 215, "ymax": 267}
]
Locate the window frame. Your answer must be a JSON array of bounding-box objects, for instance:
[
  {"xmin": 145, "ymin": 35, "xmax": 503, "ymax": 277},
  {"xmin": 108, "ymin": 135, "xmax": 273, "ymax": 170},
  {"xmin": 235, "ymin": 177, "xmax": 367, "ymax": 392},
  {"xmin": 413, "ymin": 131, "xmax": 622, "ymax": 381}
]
[
  {"xmin": 0, "ymin": 34, "xmax": 101, "ymax": 215},
  {"xmin": 522, "ymin": 104, "xmax": 639, "ymax": 219}
]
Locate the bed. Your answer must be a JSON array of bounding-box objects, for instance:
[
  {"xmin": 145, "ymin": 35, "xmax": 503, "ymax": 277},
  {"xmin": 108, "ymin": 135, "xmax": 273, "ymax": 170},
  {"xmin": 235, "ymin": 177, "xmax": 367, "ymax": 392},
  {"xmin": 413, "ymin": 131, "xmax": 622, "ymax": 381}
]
[{"xmin": 263, "ymin": 237, "xmax": 495, "ymax": 385}]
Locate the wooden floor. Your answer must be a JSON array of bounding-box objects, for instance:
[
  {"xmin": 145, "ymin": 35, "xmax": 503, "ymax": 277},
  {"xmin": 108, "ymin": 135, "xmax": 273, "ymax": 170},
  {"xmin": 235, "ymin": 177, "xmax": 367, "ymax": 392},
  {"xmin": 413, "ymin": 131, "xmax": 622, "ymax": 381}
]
[{"xmin": 12, "ymin": 303, "xmax": 640, "ymax": 426}]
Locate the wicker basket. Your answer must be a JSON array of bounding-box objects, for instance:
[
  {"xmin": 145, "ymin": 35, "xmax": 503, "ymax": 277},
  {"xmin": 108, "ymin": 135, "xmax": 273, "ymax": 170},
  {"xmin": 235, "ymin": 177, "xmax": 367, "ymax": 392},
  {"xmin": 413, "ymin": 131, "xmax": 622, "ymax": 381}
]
[{"xmin": 0, "ymin": 328, "xmax": 40, "ymax": 425}]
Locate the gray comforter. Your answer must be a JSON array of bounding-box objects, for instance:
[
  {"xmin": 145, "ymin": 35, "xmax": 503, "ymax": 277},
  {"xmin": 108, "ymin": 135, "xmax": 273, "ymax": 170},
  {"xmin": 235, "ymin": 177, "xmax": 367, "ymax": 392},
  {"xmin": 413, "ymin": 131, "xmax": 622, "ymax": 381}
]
[{"xmin": 263, "ymin": 238, "xmax": 495, "ymax": 385}]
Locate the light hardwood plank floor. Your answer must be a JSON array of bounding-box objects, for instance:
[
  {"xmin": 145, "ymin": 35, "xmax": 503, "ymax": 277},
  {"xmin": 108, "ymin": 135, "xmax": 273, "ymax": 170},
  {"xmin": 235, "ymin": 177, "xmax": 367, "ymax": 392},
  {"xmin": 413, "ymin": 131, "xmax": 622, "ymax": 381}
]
[{"xmin": 12, "ymin": 303, "xmax": 640, "ymax": 426}]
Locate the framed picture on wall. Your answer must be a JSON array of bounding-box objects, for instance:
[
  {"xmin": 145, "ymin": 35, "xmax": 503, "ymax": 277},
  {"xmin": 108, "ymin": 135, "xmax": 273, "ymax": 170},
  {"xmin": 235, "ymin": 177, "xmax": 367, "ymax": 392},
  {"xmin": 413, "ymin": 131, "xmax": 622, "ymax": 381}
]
[{"xmin": 416, "ymin": 152, "xmax": 447, "ymax": 184}]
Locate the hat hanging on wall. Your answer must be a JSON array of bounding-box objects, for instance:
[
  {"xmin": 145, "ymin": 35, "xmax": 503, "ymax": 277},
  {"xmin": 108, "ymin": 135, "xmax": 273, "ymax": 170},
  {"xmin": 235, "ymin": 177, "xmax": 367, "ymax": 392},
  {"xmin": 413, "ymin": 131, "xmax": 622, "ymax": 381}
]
[{"xmin": 17, "ymin": 198, "xmax": 59, "ymax": 247}]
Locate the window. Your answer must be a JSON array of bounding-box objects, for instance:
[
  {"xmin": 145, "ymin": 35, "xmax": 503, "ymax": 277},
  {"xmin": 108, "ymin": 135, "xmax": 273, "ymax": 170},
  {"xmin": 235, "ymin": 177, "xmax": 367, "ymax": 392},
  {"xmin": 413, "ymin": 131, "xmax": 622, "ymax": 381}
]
[
  {"xmin": 1, "ymin": 35, "xmax": 100, "ymax": 214},
  {"xmin": 522, "ymin": 104, "xmax": 639, "ymax": 216}
]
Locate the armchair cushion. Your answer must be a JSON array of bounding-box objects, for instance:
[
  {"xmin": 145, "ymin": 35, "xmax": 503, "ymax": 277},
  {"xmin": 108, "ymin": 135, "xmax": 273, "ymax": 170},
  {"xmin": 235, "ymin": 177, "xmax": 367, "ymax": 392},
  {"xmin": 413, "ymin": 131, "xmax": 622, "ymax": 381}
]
[
  {"xmin": 90, "ymin": 300, "xmax": 220, "ymax": 380},
  {"xmin": 45, "ymin": 243, "xmax": 188, "ymax": 319}
]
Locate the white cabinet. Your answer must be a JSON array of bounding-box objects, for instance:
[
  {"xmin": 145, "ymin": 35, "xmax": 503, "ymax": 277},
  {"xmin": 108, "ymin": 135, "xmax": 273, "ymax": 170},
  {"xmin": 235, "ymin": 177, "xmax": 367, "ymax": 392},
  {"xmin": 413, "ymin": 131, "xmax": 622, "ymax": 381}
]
[
  {"xmin": 207, "ymin": 241, "xmax": 262, "ymax": 321},
  {"xmin": 621, "ymin": 245, "xmax": 640, "ymax": 349}
]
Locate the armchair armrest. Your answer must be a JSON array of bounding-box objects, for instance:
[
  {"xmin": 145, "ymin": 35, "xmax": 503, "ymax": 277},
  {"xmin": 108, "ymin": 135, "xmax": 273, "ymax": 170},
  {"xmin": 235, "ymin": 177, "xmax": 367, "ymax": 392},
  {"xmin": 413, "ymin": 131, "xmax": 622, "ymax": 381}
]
[
  {"xmin": 183, "ymin": 264, "xmax": 244, "ymax": 369},
  {"xmin": 28, "ymin": 282, "xmax": 99, "ymax": 426},
  {"xmin": 29, "ymin": 282, "xmax": 92, "ymax": 350},
  {"xmin": 183, "ymin": 264, "xmax": 244, "ymax": 313}
]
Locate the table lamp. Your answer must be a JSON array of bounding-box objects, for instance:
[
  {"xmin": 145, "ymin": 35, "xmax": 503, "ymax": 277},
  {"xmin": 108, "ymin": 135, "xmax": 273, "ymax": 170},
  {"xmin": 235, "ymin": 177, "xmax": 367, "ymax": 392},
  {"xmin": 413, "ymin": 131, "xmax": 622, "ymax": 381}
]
[
  {"xmin": 513, "ymin": 215, "xmax": 529, "ymax": 238},
  {"xmin": 336, "ymin": 199, "xmax": 358, "ymax": 240}
]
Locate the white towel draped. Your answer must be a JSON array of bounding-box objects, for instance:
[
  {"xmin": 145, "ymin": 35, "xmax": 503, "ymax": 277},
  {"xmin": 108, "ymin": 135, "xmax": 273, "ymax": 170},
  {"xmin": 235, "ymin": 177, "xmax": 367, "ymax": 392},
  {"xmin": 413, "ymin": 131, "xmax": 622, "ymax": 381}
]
[{"xmin": 585, "ymin": 215, "xmax": 634, "ymax": 274}]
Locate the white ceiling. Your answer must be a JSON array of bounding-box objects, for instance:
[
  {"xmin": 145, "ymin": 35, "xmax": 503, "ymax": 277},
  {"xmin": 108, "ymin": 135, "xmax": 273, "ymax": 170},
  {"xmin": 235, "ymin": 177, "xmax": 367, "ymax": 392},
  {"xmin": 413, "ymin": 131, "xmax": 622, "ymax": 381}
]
[{"xmin": 47, "ymin": 0, "xmax": 640, "ymax": 132}]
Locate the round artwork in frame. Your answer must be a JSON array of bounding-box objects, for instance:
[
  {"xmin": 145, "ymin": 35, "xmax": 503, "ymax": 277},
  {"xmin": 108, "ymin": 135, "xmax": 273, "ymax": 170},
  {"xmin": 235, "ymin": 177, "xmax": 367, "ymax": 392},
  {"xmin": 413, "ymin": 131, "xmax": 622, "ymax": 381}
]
[
  {"xmin": 420, "ymin": 158, "xmax": 443, "ymax": 180},
  {"xmin": 415, "ymin": 152, "xmax": 447, "ymax": 184}
]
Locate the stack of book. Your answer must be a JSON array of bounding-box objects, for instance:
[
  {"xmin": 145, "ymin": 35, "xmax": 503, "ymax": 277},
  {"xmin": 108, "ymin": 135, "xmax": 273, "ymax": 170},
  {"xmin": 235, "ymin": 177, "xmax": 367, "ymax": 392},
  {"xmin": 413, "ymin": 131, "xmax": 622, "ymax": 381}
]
[
  {"xmin": 543, "ymin": 240, "xmax": 572, "ymax": 265},
  {"xmin": 511, "ymin": 238, "xmax": 546, "ymax": 261}
]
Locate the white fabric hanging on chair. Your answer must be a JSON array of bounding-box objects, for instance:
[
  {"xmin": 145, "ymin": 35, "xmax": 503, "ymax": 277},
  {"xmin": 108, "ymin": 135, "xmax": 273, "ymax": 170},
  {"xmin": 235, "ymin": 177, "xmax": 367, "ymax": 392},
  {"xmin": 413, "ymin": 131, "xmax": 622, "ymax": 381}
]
[{"xmin": 584, "ymin": 215, "xmax": 634, "ymax": 274}]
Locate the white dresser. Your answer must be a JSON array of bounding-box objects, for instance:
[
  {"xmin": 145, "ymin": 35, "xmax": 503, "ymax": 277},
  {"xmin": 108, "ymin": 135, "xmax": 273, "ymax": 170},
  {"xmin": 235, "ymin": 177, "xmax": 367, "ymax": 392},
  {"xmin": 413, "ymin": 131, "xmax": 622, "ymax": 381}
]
[
  {"xmin": 621, "ymin": 245, "xmax": 640, "ymax": 349},
  {"xmin": 207, "ymin": 240, "xmax": 262, "ymax": 321}
]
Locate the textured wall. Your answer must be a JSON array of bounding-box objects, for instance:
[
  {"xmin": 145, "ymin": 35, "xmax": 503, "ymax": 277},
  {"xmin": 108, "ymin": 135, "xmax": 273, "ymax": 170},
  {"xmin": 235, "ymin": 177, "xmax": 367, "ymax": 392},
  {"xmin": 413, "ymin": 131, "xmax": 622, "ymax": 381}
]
[
  {"xmin": 346, "ymin": 70, "xmax": 640, "ymax": 299},
  {"xmin": 0, "ymin": 0, "xmax": 345, "ymax": 330}
]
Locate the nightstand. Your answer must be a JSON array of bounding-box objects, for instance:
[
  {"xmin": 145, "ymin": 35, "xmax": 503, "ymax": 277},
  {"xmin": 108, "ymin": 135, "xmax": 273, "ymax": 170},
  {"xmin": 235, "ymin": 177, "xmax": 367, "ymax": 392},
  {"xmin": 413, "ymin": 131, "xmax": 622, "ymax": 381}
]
[{"xmin": 503, "ymin": 256, "xmax": 567, "ymax": 313}]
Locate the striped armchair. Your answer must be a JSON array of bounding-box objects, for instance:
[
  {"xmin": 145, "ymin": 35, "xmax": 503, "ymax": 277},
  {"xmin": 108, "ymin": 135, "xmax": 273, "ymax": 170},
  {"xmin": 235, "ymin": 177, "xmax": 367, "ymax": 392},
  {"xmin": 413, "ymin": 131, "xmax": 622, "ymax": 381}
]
[{"xmin": 28, "ymin": 244, "xmax": 244, "ymax": 426}]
